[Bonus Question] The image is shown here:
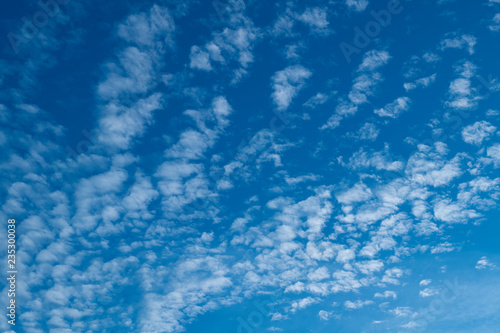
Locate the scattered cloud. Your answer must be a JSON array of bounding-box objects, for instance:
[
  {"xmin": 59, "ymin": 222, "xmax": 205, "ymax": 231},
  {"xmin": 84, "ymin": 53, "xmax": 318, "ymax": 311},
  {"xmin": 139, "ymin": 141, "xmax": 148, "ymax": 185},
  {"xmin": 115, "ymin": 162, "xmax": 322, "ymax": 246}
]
[
  {"xmin": 346, "ymin": 0, "xmax": 369, "ymax": 12},
  {"xmin": 439, "ymin": 34, "xmax": 477, "ymax": 55},
  {"xmin": 357, "ymin": 123, "xmax": 380, "ymax": 141},
  {"xmin": 344, "ymin": 300, "xmax": 374, "ymax": 309},
  {"xmin": 462, "ymin": 121, "xmax": 497, "ymax": 146},
  {"xmin": 375, "ymin": 97, "xmax": 411, "ymax": 118},
  {"xmin": 475, "ymin": 256, "xmax": 497, "ymax": 270},
  {"xmin": 272, "ymin": 65, "xmax": 312, "ymax": 111}
]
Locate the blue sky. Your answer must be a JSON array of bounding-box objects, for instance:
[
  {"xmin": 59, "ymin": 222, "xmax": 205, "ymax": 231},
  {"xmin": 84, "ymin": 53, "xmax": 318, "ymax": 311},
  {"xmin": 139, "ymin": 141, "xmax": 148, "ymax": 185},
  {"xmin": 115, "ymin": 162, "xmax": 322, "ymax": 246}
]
[{"xmin": 1, "ymin": 0, "xmax": 500, "ymax": 332}]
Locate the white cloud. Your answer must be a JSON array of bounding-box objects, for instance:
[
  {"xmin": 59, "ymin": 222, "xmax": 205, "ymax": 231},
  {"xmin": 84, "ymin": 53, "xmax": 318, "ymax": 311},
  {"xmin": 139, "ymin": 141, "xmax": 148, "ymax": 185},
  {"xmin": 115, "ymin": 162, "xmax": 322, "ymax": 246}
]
[
  {"xmin": 321, "ymin": 50, "xmax": 390, "ymax": 129},
  {"xmin": 290, "ymin": 297, "xmax": 318, "ymax": 312},
  {"xmin": 346, "ymin": 0, "xmax": 369, "ymax": 12},
  {"xmin": 356, "ymin": 260, "xmax": 384, "ymax": 275},
  {"xmin": 375, "ymin": 97, "xmax": 411, "ymax": 118},
  {"xmin": 220, "ymin": 129, "xmax": 292, "ymax": 188},
  {"xmin": 99, "ymin": 6, "xmax": 174, "ymax": 100},
  {"xmin": 419, "ymin": 279, "xmax": 432, "ymax": 286},
  {"xmin": 487, "ymin": 144, "xmax": 500, "ymax": 166},
  {"xmin": 284, "ymin": 174, "xmax": 321, "ymax": 185},
  {"xmin": 117, "ymin": 6, "xmax": 174, "ymax": 47},
  {"xmin": 188, "ymin": 3, "xmax": 258, "ymax": 79},
  {"xmin": 358, "ymin": 213, "xmax": 411, "ymax": 257},
  {"xmin": 94, "ymin": 6, "xmax": 176, "ymax": 151},
  {"xmin": 271, "ymin": 13, "xmax": 295, "ymax": 37},
  {"xmin": 358, "ymin": 50, "xmax": 391, "ymax": 72},
  {"xmin": 347, "ymin": 148, "xmax": 404, "ymax": 171},
  {"xmin": 156, "ymin": 96, "xmax": 233, "ymax": 219},
  {"xmin": 440, "ymin": 34, "xmax": 477, "ymax": 55},
  {"xmin": 304, "ymin": 92, "xmax": 330, "ymax": 108},
  {"xmin": 98, "ymin": 93, "xmax": 164, "ymax": 150},
  {"xmin": 433, "ymin": 199, "xmax": 480, "ymax": 223},
  {"xmin": 308, "ymin": 267, "xmax": 330, "ymax": 281},
  {"xmin": 487, "ymin": 109, "xmax": 499, "ymax": 117},
  {"xmin": 475, "ymin": 256, "xmax": 497, "ymax": 270},
  {"xmin": 141, "ymin": 255, "xmax": 233, "ymax": 332},
  {"xmin": 375, "ymin": 290, "xmax": 397, "ymax": 300},
  {"xmin": 382, "ymin": 268, "xmax": 404, "ymax": 285},
  {"xmin": 389, "ymin": 307, "xmax": 414, "ymax": 317},
  {"xmin": 16, "ymin": 103, "xmax": 41, "ymax": 114},
  {"xmin": 272, "ymin": 65, "xmax": 312, "ymax": 111},
  {"xmin": 189, "ymin": 46, "xmax": 212, "ymax": 71},
  {"xmin": 331, "ymin": 270, "xmax": 362, "ymax": 293},
  {"xmin": 404, "ymin": 74, "xmax": 436, "ymax": 91},
  {"xmin": 297, "ymin": 7, "xmax": 330, "ymax": 33},
  {"xmin": 419, "ymin": 287, "xmax": 439, "ymax": 297},
  {"xmin": 336, "ymin": 183, "xmax": 373, "ymax": 205},
  {"xmin": 489, "ymin": 13, "xmax": 500, "ymax": 31},
  {"xmin": 431, "ymin": 242, "xmax": 457, "ymax": 253},
  {"xmin": 446, "ymin": 61, "xmax": 481, "ymax": 110},
  {"xmin": 462, "ymin": 121, "xmax": 497, "ymax": 145},
  {"xmin": 318, "ymin": 310, "xmax": 334, "ymax": 320},
  {"xmin": 285, "ymin": 281, "xmax": 305, "ymax": 293},
  {"xmin": 97, "ymin": 46, "xmax": 154, "ymax": 98},
  {"xmin": 405, "ymin": 144, "xmax": 463, "ymax": 187},
  {"xmin": 271, "ymin": 312, "xmax": 289, "ymax": 321},
  {"xmin": 337, "ymin": 248, "xmax": 356, "ymax": 263},
  {"xmin": 344, "ymin": 300, "xmax": 374, "ymax": 309},
  {"xmin": 357, "ymin": 123, "xmax": 379, "ymax": 141}
]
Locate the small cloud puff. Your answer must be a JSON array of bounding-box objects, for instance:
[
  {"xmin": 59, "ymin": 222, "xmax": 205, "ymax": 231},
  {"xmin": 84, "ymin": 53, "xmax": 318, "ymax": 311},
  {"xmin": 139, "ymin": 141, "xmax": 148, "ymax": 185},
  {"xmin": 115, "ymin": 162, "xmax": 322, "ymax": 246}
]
[
  {"xmin": 475, "ymin": 256, "xmax": 497, "ymax": 270},
  {"xmin": 461, "ymin": 121, "xmax": 497, "ymax": 146},
  {"xmin": 375, "ymin": 97, "xmax": 411, "ymax": 118},
  {"xmin": 344, "ymin": 299, "xmax": 374, "ymax": 309},
  {"xmin": 272, "ymin": 65, "xmax": 312, "ymax": 111},
  {"xmin": 346, "ymin": 0, "xmax": 369, "ymax": 12}
]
